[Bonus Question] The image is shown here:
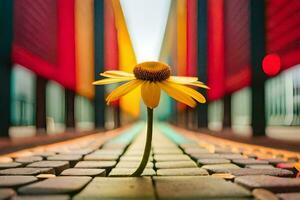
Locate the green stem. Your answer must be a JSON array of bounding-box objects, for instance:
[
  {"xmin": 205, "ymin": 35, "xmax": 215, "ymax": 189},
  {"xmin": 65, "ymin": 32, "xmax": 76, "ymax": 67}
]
[{"xmin": 131, "ymin": 107, "xmax": 153, "ymax": 177}]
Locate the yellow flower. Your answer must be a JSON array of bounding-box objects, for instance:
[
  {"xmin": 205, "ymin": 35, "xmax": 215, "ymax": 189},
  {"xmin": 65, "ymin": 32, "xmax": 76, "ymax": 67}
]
[{"xmin": 93, "ymin": 61, "xmax": 209, "ymax": 109}]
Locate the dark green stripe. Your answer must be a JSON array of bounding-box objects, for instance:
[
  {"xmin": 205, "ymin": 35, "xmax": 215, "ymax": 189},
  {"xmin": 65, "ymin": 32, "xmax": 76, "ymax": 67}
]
[
  {"xmin": 250, "ymin": 0, "xmax": 266, "ymax": 136},
  {"xmin": 197, "ymin": 0, "xmax": 208, "ymax": 128},
  {"xmin": 94, "ymin": 0, "xmax": 105, "ymax": 128},
  {"xmin": 0, "ymin": 0, "xmax": 13, "ymax": 137}
]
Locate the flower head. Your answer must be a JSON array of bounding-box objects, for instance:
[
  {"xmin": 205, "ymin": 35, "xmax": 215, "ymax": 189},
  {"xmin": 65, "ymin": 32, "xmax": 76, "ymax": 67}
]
[{"xmin": 93, "ymin": 61, "xmax": 208, "ymax": 109}]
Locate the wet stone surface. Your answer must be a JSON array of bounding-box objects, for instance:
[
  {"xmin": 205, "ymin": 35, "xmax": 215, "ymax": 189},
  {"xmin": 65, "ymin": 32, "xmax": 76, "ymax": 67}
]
[
  {"xmin": 0, "ymin": 188, "xmax": 16, "ymax": 200},
  {"xmin": 84, "ymin": 154, "xmax": 119, "ymax": 161},
  {"xmin": 73, "ymin": 177, "xmax": 155, "ymax": 200},
  {"xmin": 18, "ymin": 176, "xmax": 91, "ymax": 195},
  {"xmin": 197, "ymin": 158, "xmax": 231, "ymax": 165},
  {"xmin": 0, "ymin": 176, "xmax": 38, "ymax": 187},
  {"xmin": 157, "ymin": 168, "xmax": 209, "ymax": 176},
  {"xmin": 27, "ymin": 161, "xmax": 69, "ymax": 175},
  {"xmin": 277, "ymin": 192, "xmax": 300, "ymax": 200},
  {"xmin": 109, "ymin": 168, "xmax": 156, "ymax": 177},
  {"xmin": 0, "ymin": 162, "xmax": 23, "ymax": 169},
  {"xmin": 201, "ymin": 163, "xmax": 240, "ymax": 173},
  {"xmin": 0, "ymin": 124, "xmax": 299, "ymax": 199},
  {"xmin": 235, "ymin": 175, "xmax": 300, "ymax": 193},
  {"xmin": 14, "ymin": 195, "xmax": 70, "ymax": 200},
  {"xmin": 155, "ymin": 161, "xmax": 197, "ymax": 169},
  {"xmin": 15, "ymin": 156, "xmax": 43, "ymax": 164},
  {"xmin": 210, "ymin": 168, "xmax": 294, "ymax": 177},
  {"xmin": 74, "ymin": 161, "xmax": 116, "ymax": 169},
  {"xmin": 60, "ymin": 168, "xmax": 106, "ymax": 177},
  {"xmin": 154, "ymin": 176, "xmax": 251, "ymax": 199},
  {"xmin": 0, "ymin": 167, "xmax": 54, "ymax": 175}
]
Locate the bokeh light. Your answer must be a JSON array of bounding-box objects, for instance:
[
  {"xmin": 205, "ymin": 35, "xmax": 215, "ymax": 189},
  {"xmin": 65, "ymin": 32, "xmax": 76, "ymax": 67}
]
[{"xmin": 262, "ymin": 54, "xmax": 281, "ymax": 76}]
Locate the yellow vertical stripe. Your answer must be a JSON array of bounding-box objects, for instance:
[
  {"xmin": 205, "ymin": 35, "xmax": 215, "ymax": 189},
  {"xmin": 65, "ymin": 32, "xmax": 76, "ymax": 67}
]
[
  {"xmin": 111, "ymin": 0, "xmax": 140, "ymax": 117},
  {"xmin": 75, "ymin": 0, "xmax": 95, "ymax": 98},
  {"xmin": 177, "ymin": 0, "xmax": 187, "ymax": 76},
  {"xmin": 177, "ymin": 0, "xmax": 187, "ymax": 111}
]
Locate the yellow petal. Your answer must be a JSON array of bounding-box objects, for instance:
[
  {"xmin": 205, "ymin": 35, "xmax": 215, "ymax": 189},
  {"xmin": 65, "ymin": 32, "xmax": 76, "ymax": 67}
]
[
  {"xmin": 169, "ymin": 76, "xmax": 199, "ymax": 83},
  {"xmin": 100, "ymin": 70, "xmax": 134, "ymax": 78},
  {"xmin": 186, "ymin": 81, "xmax": 210, "ymax": 89},
  {"xmin": 141, "ymin": 81, "xmax": 161, "ymax": 108},
  {"xmin": 167, "ymin": 79, "xmax": 209, "ymax": 89},
  {"xmin": 157, "ymin": 82, "xmax": 196, "ymax": 108},
  {"xmin": 93, "ymin": 77, "xmax": 134, "ymax": 85},
  {"xmin": 166, "ymin": 81, "xmax": 206, "ymax": 103},
  {"xmin": 106, "ymin": 80, "xmax": 143, "ymax": 103}
]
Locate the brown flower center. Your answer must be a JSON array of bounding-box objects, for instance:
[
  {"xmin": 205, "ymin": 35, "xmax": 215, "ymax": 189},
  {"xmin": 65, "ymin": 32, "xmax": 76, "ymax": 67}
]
[{"xmin": 133, "ymin": 61, "xmax": 171, "ymax": 82}]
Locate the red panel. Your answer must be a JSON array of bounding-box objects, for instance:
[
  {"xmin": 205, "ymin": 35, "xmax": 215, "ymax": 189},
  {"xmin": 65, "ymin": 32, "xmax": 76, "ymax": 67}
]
[
  {"xmin": 104, "ymin": 0, "xmax": 119, "ymax": 107},
  {"xmin": 223, "ymin": 0, "xmax": 251, "ymax": 93},
  {"xmin": 266, "ymin": 0, "xmax": 300, "ymax": 71},
  {"xmin": 13, "ymin": 0, "xmax": 57, "ymax": 64},
  {"xmin": 207, "ymin": 0, "xmax": 225, "ymax": 100},
  {"xmin": 186, "ymin": 0, "xmax": 197, "ymax": 76},
  {"xmin": 104, "ymin": 0, "xmax": 119, "ymax": 70},
  {"xmin": 12, "ymin": 0, "xmax": 76, "ymax": 90}
]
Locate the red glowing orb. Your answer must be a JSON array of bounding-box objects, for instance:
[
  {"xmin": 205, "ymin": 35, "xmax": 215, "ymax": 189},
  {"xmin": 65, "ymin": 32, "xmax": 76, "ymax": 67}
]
[{"xmin": 262, "ymin": 54, "xmax": 281, "ymax": 76}]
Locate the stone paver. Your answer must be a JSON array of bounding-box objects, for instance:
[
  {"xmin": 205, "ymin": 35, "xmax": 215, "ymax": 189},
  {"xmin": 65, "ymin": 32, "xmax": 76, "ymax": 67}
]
[
  {"xmin": 1, "ymin": 123, "xmax": 300, "ymax": 199},
  {"xmin": 123, "ymin": 151, "xmax": 150, "ymax": 156},
  {"xmin": 155, "ymin": 161, "xmax": 197, "ymax": 169},
  {"xmin": 60, "ymin": 149, "xmax": 94, "ymax": 155},
  {"xmin": 92, "ymin": 149, "xmax": 123, "ymax": 156},
  {"xmin": 214, "ymin": 148, "xmax": 233, "ymax": 154},
  {"xmin": 119, "ymin": 156, "xmax": 153, "ymax": 162},
  {"xmin": 153, "ymin": 148, "xmax": 182, "ymax": 154},
  {"xmin": 154, "ymin": 176, "xmax": 251, "ymax": 199},
  {"xmin": 201, "ymin": 163, "xmax": 240, "ymax": 173},
  {"xmin": 211, "ymin": 173, "xmax": 236, "ymax": 180},
  {"xmin": 0, "ymin": 176, "xmax": 38, "ymax": 187},
  {"xmin": 116, "ymin": 161, "xmax": 153, "ymax": 168},
  {"xmin": 277, "ymin": 192, "xmax": 300, "ymax": 200},
  {"xmin": 211, "ymin": 168, "xmax": 294, "ymax": 177},
  {"xmin": 73, "ymin": 177, "xmax": 155, "ymax": 200},
  {"xmin": 235, "ymin": 175, "xmax": 300, "ymax": 192},
  {"xmin": 184, "ymin": 148, "xmax": 210, "ymax": 154},
  {"xmin": 232, "ymin": 159, "xmax": 269, "ymax": 166},
  {"xmin": 0, "ymin": 162, "xmax": 23, "ymax": 169},
  {"xmin": 34, "ymin": 152, "xmax": 56, "ymax": 158},
  {"xmin": 75, "ymin": 161, "xmax": 116, "ymax": 169},
  {"xmin": 101, "ymin": 143, "xmax": 127, "ymax": 150},
  {"xmin": 0, "ymin": 157, "xmax": 13, "ymax": 163},
  {"xmin": 18, "ymin": 176, "xmax": 91, "ymax": 195},
  {"xmin": 60, "ymin": 168, "xmax": 106, "ymax": 177},
  {"xmin": 15, "ymin": 156, "xmax": 43, "ymax": 164},
  {"xmin": 190, "ymin": 153, "xmax": 223, "ymax": 159},
  {"xmin": 197, "ymin": 158, "xmax": 231, "ymax": 165},
  {"xmin": 36, "ymin": 174, "xmax": 56, "ymax": 179},
  {"xmin": 84, "ymin": 154, "xmax": 119, "ymax": 161},
  {"xmin": 0, "ymin": 188, "xmax": 15, "ymax": 200},
  {"xmin": 260, "ymin": 158, "xmax": 287, "ymax": 165},
  {"xmin": 109, "ymin": 168, "xmax": 156, "ymax": 176},
  {"xmin": 252, "ymin": 189, "xmax": 278, "ymax": 200},
  {"xmin": 47, "ymin": 155, "xmax": 82, "ymax": 164},
  {"xmin": 276, "ymin": 163, "xmax": 297, "ymax": 170},
  {"xmin": 157, "ymin": 168, "xmax": 208, "ymax": 176},
  {"xmin": 27, "ymin": 161, "xmax": 69, "ymax": 175},
  {"xmin": 220, "ymin": 154, "xmax": 247, "ymax": 160},
  {"xmin": 245, "ymin": 165, "xmax": 275, "ymax": 169},
  {"xmin": 154, "ymin": 154, "xmax": 191, "ymax": 162},
  {"xmin": 0, "ymin": 168, "xmax": 54, "ymax": 175},
  {"xmin": 14, "ymin": 195, "xmax": 70, "ymax": 200}
]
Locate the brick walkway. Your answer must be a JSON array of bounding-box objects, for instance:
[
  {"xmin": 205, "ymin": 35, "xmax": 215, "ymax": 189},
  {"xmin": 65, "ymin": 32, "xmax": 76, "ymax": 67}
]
[{"xmin": 0, "ymin": 122, "xmax": 299, "ymax": 200}]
